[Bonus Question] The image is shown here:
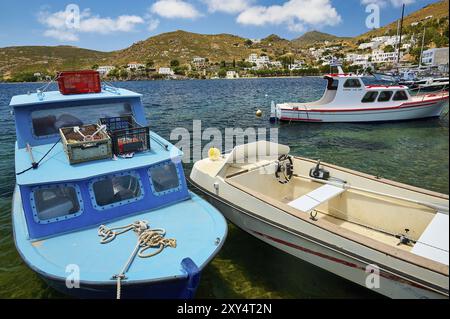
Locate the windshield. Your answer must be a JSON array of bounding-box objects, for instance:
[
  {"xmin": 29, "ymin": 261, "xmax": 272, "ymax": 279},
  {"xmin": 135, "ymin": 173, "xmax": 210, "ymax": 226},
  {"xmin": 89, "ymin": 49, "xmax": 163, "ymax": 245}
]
[{"xmin": 31, "ymin": 102, "xmax": 133, "ymax": 137}]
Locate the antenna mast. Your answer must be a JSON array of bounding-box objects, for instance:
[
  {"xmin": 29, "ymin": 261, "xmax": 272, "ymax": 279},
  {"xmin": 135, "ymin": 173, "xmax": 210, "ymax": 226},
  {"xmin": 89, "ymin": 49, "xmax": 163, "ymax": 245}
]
[{"xmin": 397, "ymin": 4, "xmax": 405, "ymax": 65}]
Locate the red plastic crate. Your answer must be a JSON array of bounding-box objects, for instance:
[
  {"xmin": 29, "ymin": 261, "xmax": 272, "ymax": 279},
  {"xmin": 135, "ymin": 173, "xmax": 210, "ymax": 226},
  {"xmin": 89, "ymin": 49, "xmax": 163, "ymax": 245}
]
[{"xmin": 57, "ymin": 70, "xmax": 101, "ymax": 95}]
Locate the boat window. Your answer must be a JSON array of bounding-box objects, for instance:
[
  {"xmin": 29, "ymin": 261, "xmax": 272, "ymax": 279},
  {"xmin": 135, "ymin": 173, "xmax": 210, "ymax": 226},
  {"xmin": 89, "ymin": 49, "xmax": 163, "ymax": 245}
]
[
  {"xmin": 343, "ymin": 79, "xmax": 362, "ymax": 88},
  {"xmin": 31, "ymin": 102, "xmax": 133, "ymax": 137},
  {"xmin": 361, "ymin": 91, "xmax": 378, "ymax": 103},
  {"xmin": 91, "ymin": 173, "xmax": 143, "ymax": 209},
  {"xmin": 31, "ymin": 184, "xmax": 82, "ymax": 223},
  {"xmin": 377, "ymin": 91, "xmax": 393, "ymax": 102},
  {"xmin": 326, "ymin": 78, "xmax": 339, "ymax": 90},
  {"xmin": 148, "ymin": 162, "xmax": 181, "ymax": 195},
  {"xmin": 393, "ymin": 90, "xmax": 408, "ymax": 101}
]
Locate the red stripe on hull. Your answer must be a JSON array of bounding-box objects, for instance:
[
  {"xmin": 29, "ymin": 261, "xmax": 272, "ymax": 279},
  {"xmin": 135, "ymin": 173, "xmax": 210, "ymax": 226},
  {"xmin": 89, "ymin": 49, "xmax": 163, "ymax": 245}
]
[
  {"xmin": 279, "ymin": 117, "xmax": 322, "ymax": 122},
  {"xmin": 279, "ymin": 96, "xmax": 448, "ymax": 114},
  {"xmin": 251, "ymin": 230, "xmax": 437, "ymax": 294}
]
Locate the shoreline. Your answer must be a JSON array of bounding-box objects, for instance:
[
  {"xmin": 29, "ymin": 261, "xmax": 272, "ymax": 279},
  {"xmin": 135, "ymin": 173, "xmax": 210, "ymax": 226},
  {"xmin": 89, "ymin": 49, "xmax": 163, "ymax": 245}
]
[{"xmin": 0, "ymin": 75, "xmax": 324, "ymax": 84}]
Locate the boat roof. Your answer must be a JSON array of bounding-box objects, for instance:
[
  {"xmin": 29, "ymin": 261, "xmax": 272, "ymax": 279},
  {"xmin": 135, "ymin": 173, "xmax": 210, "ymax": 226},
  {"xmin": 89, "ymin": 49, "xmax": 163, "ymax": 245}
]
[
  {"xmin": 366, "ymin": 84, "xmax": 408, "ymax": 90},
  {"xmin": 15, "ymin": 132, "xmax": 182, "ymax": 186},
  {"xmin": 10, "ymin": 87, "xmax": 142, "ymax": 108},
  {"xmin": 324, "ymin": 73, "xmax": 357, "ymax": 78}
]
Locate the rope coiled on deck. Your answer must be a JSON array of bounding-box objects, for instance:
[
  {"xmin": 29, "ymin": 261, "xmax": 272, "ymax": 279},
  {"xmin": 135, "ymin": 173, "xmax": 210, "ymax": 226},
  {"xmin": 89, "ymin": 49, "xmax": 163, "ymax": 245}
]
[{"xmin": 98, "ymin": 220, "xmax": 177, "ymax": 299}]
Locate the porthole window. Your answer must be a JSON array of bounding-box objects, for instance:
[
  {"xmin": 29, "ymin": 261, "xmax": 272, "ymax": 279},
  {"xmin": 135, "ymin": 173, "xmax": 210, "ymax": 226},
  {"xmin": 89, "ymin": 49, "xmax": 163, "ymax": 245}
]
[
  {"xmin": 90, "ymin": 172, "xmax": 144, "ymax": 210},
  {"xmin": 148, "ymin": 162, "xmax": 181, "ymax": 195},
  {"xmin": 31, "ymin": 184, "xmax": 83, "ymax": 223}
]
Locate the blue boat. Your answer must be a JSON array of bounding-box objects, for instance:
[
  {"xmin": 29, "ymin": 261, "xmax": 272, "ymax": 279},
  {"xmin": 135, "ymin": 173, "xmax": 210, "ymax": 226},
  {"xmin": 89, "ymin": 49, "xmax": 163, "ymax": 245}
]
[{"xmin": 10, "ymin": 75, "xmax": 227, "ymax": 299}]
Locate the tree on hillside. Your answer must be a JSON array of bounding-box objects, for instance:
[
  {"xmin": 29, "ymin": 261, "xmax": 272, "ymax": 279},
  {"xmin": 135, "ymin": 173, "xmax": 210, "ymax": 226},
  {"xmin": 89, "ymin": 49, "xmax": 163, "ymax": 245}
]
[
  {"xmin": 384, "ymin": 45, "xmax": 395, "ymax": 53},
  {"xmin": 218, "ymin": 69, "xmax": 226, "ymax": 78},
  {"xmin": 119, "ymin": 69, "xmax": 129, "ymax": 80},
  {"xmin": 170, "ymin": 59, "xmax": 180, "ymax": 67},
  {"xmin": 108, "ymin": 68, "xmax": 119, "ymax": 79},
  {"xmin": 245, "ymin": 39, "xmax": 253, "ymax": 46}
]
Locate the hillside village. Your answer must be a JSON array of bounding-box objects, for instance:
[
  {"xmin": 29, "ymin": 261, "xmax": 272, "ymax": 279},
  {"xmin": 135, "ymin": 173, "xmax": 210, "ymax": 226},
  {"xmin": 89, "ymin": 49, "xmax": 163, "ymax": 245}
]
[
  {"xmin": 0, "ymin": 0, "xmax": 448, "ymax": 82},
  {"xmin": 87, "ymin": 9, "xmax": 450, "ymax": 81}
]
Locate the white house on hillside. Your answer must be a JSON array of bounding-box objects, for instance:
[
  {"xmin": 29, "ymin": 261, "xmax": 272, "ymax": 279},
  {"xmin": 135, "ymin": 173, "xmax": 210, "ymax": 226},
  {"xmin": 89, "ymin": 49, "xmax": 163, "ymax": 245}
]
[
  {"xmin": 226, "ymin": 71, "xmax": 239, "ymax": 79},
  {"xmin": 158, "ymin": 67, "xmax": 175, "ymax": 76},
  {"xmin": 97, "ymin": 66, "xmax": 115, "ymax": 76},
  {"xmin": 247, "ymin": 54, "xmax": 271, "ymax": 69},
  {"xmin": 127, "ymin": 62, "xmax": 145, "ymax": 70},
  {"xmin": 192, "ymin": 57, "xmax": 206, "ymax": 69},
  {"xmin": 421, "ymin": 48, "xmax": 449, "ymax": 67},
  {"xmin": 371, "ymin": 49, "xmax": 402, "ymax": 64}
]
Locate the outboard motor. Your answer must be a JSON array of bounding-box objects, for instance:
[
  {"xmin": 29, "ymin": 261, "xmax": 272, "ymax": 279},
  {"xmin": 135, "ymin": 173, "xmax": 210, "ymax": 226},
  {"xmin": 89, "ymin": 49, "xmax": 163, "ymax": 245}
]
[
  {"xmin": 309, "ymin": 160, "xmax": 330, "ymax": 181},
  {"xmin": 275, "ymin": 154, "xmax": 294, "ymax": 184}
]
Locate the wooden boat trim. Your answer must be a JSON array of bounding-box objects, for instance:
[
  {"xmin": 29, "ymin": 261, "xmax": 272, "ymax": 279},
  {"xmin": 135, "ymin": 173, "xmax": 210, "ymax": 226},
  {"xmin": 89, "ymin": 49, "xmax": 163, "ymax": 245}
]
[{"xmin": 225, "ymin": 178, "xmax": 449, "ymax": 276}]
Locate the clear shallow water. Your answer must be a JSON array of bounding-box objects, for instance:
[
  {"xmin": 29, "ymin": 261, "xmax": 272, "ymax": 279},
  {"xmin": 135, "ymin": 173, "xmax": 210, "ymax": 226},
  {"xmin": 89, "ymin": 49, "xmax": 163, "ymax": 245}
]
[{"xmin": 0, "ymin": 78, "xmax": 448, "ymax": 298}]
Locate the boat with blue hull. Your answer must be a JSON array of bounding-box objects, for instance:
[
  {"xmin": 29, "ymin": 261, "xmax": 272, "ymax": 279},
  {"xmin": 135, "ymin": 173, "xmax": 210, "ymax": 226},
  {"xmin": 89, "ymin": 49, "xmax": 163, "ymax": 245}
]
[{"xmin": 10, "ymin": 72, "xmax": 227, "ymax": 299}]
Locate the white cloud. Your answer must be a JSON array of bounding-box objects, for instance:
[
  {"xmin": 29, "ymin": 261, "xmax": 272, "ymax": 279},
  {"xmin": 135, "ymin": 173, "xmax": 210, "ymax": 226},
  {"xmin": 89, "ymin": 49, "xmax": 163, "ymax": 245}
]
[
  {"xmin": 78, "ymin": 15, "xmax": 145, "ymax": 34},
  {"xmin": 237, "ymin": 0, "xmax": 341, "ymax": 32},
  {"xmin": 202, "ymin": 0, "xmax": 254, "ymax": 13},
  {"xmin": 43, "ymin": 29, "xmax": 79, "ymax": 42},
  {"xmin": 148, "ymin": 18, "xmax": 160, "ymax": 31},
  {"xmin": 390, "ymin": 0, "xmax": 415, "ymax": 7},
  {"xmin": 361, "ymin": 0, "xmax": 388, "ymax": 7},
  {"xmin": 151, "ymin": 0, "xmax": 201, "ymax": 19},
  {"xmin": 38, "ymin": 7, "xmax": 146, "ymax": 42},
  {"xmin": 360, "ymin": 0, "xmax": 415, "ymax": 7}
]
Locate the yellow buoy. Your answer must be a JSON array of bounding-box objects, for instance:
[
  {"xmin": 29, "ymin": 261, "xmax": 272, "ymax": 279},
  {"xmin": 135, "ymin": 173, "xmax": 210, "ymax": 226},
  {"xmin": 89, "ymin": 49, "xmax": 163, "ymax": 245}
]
[
  {"xmin": 256, "ymin": 109, "xmax": 263, "ymax": 117},
  {"xmin": 208, "ymin": 147, "xmax": 221, "ymax": 161}
]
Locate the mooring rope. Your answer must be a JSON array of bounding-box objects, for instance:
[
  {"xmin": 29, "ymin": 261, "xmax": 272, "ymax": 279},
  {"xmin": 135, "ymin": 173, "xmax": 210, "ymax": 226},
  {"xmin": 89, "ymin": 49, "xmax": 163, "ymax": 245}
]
[{"xmin": 98, "ymin": 220, "xmax": 177, "ymax": 299}]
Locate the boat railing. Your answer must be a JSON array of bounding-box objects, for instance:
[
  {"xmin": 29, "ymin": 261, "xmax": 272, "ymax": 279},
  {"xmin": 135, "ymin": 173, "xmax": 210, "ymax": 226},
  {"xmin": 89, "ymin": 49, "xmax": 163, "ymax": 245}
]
[{"xmin": 409, "ymin": 85, "xmax": 449, "ymax": 101}]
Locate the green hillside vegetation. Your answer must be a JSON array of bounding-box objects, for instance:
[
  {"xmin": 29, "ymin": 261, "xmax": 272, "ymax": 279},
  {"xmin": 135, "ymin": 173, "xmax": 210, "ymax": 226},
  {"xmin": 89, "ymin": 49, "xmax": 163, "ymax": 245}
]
[{"xmin": 0, "ymin": 46, "xmax": 110, "ymax": 81}]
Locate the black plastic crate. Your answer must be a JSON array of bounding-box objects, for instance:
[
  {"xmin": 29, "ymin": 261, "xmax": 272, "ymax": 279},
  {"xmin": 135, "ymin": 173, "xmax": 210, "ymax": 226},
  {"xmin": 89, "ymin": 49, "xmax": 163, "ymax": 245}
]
[
  {"xmin": 99, "ymin": 115, "xmax": 135, "ymax": 132},
  {"xmin": 99, "ymin": 116, "xmax": 150, "ymax": 155}
]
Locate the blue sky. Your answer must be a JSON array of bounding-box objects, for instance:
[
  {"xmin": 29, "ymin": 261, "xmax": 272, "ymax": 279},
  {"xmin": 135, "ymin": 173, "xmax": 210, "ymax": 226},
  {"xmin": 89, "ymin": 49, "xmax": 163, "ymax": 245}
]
[{"xmin": 0, "ymin": 0, "xmax": 440, "ymax": 52}]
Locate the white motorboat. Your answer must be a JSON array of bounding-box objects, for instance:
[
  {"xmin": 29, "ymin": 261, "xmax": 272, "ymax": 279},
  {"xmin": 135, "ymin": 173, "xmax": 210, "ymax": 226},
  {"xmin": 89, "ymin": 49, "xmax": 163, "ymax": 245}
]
[
  {"xmin": 273, "ymin": 72, "xmax": 448, "ymax": 123},
  {"xmin": 190, "ymin": 141, "xmax": 449, "ymax": 299}
]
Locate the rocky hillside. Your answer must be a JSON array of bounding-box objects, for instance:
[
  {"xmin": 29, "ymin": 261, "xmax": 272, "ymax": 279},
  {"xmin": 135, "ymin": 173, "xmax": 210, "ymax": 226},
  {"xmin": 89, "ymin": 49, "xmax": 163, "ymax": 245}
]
[
  {"xmin": 292, "ymin": 31, "xmax": 349, "ymax": 47},
  {"xmin": 0, "ymin": 46, "xmax": 110, "ymax": 79},
  {"xmin": 356, "ymin": 0, "xmax": 449, "ymax": 40},
  {"xmin": 109, "ymin": 30, "xmax": 252, "ymax": 66}
]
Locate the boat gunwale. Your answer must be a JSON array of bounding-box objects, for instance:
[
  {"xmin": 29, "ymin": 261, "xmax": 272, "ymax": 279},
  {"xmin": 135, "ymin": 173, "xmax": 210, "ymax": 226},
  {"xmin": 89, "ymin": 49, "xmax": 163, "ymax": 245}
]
[{"xmin": 220, "ymin": 157, "xmax": 448, "ymax": 277}]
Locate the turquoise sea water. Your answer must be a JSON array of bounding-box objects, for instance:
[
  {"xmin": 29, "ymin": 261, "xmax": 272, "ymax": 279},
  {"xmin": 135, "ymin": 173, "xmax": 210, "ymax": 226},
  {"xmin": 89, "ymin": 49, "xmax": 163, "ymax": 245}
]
[{"xmin": 0, "ymin": 78, "xmax": 448, "ymax": 298}]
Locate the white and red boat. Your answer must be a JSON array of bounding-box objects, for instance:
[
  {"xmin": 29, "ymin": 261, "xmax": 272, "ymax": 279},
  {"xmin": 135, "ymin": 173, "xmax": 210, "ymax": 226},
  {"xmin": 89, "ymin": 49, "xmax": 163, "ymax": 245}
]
[{"xmin": 274, "ymin": 72, "xmax": 449, "ymax": 123}]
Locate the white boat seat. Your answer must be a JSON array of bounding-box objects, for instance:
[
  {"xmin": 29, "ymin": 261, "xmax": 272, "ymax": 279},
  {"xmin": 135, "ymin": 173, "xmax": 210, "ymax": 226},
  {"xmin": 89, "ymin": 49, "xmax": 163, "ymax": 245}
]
[
  {"xmin": 288, "ymin": 184, "xmax": 345, "ymax": 213},
  {"xmin": 411, "ymin": 212, "xmax": 449, "ymax": 266}
]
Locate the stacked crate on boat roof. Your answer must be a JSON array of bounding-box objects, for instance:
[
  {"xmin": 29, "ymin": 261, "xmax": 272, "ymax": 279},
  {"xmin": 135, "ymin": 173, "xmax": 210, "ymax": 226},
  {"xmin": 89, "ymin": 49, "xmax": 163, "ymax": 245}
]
[
  {"xmin": 60, "ymin": 124, "xmax": 112, "ymax": 164},
  {"xmin": 99, "ymin": 115, "xmax": 150, "ymax": 155}
]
